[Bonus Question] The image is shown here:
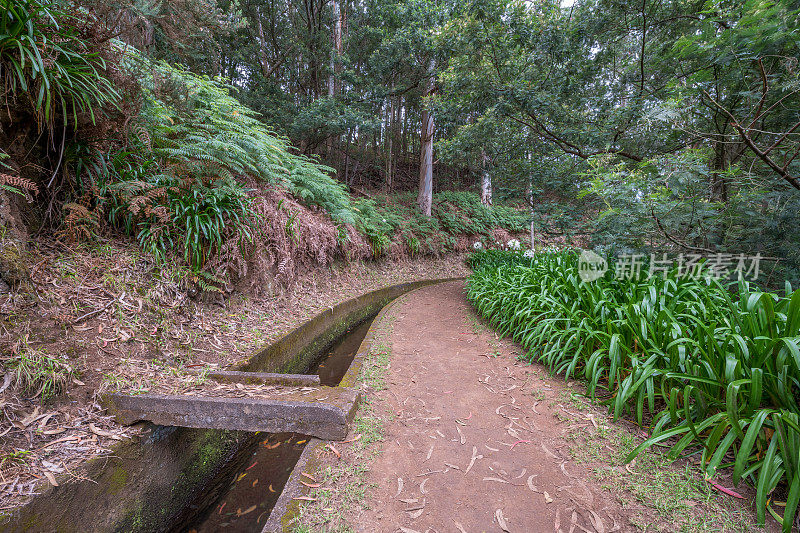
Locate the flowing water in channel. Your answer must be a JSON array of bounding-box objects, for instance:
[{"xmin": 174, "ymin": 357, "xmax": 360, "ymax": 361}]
[{"xmin": 183, "ymin": 317, "xmax": 374, "ymax": 532}]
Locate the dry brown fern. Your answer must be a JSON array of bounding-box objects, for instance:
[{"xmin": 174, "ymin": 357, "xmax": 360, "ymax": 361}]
[
  {"xmin": 0, "ymin": 173, "xmax": 39, "ymax": 202},
  {"xmin": 58, "ymin": 203, "xmax": 100, "ymax": 243}
]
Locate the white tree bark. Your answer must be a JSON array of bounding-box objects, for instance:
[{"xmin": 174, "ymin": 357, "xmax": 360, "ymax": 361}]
[
  {"xmin": 480, "ymin": 149, "xmax": 492, "ymax": 206},
  {"xmin": 528, "ymin": 152, "xmax": 536, "ymax": 250},
  {"xmin": 417, "ymin": 58, "xmax": 436, "ymax": 217}
]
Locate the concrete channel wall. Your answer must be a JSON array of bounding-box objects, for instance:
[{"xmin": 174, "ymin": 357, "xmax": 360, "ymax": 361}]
[
  {"xmin": 262, "ymin": 283, "xmax": 418, "ymax": 532},
  {"xmin": 0, "ymin": 278, "xmax": 459, "ymax": 533}
]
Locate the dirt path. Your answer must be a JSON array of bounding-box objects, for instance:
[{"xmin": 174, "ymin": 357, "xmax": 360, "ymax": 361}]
[
  {"xmin": 353, "ymin": 280, "xmax": 628, "ymax": 532},
  {"xmin": 293, "ymin": 280, "xmax": 764, "ymax": 532}
]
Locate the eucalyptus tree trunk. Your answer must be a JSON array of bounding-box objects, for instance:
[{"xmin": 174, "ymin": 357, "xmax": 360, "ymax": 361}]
[
  {"xmin": 331, "ymin": 0, "xmax": 343, "ymax": 94},
  {"xmin": 417, "ymin": 59, "xmax": 435, "ymax": 217},
  {"xmin": 386, "ymin": 95, "xmax": 395, "ymax": 191},
  {"xmin": 528, "ymin": 153, "xmax": 535, "ymax": 250},
  {"xmin": 480, "ymin": 149, "xmax": 492, "ymax": 206},
  {"xmin": 327, "ymin": 0, "xmax": 343, "ymax": 164}
]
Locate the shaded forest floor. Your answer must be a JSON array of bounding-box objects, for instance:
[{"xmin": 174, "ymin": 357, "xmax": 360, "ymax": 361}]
[
  {"xmin": 0, "ymin": 239, "xmax": 468, "ymax": 515},
  {"xmin": 292, "ymin": 281, "xmax": 777, "ymax": 533}
]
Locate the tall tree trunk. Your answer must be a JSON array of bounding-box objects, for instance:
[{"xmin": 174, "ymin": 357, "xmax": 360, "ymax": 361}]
[
  {"xmin": 417, "ymin": 59, "xmax": 435, "ymax": 217},
  {"xmin": 527, "ymin": 159, "xmax": 536, "ymax": 250},
  {"xmin": 386, "ymin": 89, "xmax": 397, "ymax": 191},
  {"xmin": 480, "ymin": 149, "xmax": 492, "ymax": 206},
  {"xmin": 332, "ymin": 0, "xmax": 343, "ymax": 93},
  {"xmin": 711, "ymin": 139, "xmax": 729, "ymax": 203},
  {"xmin": 327, "ymin": 0, "xmax": 343, "ymax": 166},
  {"xmin": 401, "ymin": 96, "xmax": 409, "ymax": 159}
]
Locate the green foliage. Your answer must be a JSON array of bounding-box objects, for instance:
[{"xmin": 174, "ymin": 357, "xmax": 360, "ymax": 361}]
[
  {"xmin": 352, "ymin": 191, "xmax": 527, "ymax": 257},
  {"xmin": 121, "ymin": 51, "xmax": 357, "ymax": 224},
  {"xmin": 0, "ymin": 0, "xmax": 119, "ymax": 130},
  {"xmin": 434, "ymin": 191, "xmax": 527, "ymax": 235},
  {"xmin": 465, "ymin": 248, "xmax": 532, "ymax": 272},
  {"xmin": 468, "ymin": 250, "xmax": 800, "ymax": 530},
  {"xmin": 134, "ymin": 178, "xmax": 255, "ymax": 273},
  {"xmin": 100, "ymin": 51, "xmax": 362, "ymax": 276},
  {"xmin": 5, "ymin": 341, "xmax": 77, "ymax": 402}
]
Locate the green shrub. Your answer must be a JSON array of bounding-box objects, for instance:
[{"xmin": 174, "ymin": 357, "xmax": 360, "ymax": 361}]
[
  {"xmin": 101, "ymin": 51, "xmax": 358, "ymax": 277},
  {"xmin": 4, "ymin": 343, "xmax": 77, "ymax": 402},
  {"xmin": 0, "ymin": 0, "xmax": 119, "ymax": 130},
  {"xmin": 467, "ymin": 250, "xmax": 800, "ymax": 530},
  {"xmin": 124, "ymin": 52, "xmax": 356, "ymax": 225}
]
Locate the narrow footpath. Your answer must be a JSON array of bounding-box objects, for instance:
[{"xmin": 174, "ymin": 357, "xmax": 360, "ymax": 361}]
[{"xmin": 295, "ymin": 280, "xmax": 762, "ymax": 533}]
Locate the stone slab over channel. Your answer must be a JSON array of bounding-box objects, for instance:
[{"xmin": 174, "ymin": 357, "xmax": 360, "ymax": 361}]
[
  {"xmin": 184, "ymin": 369, "xmax": 321, "ymax": 387},
  {"xmin": 102, "ymin": 386, "xmax": 360, "ymax": 441}
]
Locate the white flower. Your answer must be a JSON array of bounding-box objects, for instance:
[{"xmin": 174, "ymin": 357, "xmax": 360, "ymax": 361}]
[
  {"xmin": 507, "ymin": 239, "xmax": 521, "ymax": 250},
  {"xmin": 524, "ymin": 249, "xmax": 535, "ymax": 259},
  {"xmin": 473, "ymin": 241, "xmax": 483, "ymax": 250}
]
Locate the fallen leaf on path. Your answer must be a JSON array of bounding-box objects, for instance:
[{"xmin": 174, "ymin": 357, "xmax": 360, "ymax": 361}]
[
  {"xmin": 464, "ymin": 446, "xmax": 480, "ymax": 475},
  {"xmin": 325, "ymin": 443, "xmax": 340, "ymax": 458},
  {"xmin": 406, "ymin": 499, "xmax": 426, "ymax": 518},
  {"xmin": 485, "ymin": 444, "xmax": 499, "ymax": 452},
  {"xmin": 444, "ymin": 462, "xmax": 461, "ymax": 470},
  {"xmin": 483, "ymin": 477, "xmax": 511, "ymax": 484},
  {"xmin": 419, "ymin": 478, "xmax": 429, "ymax": 494},
  {"xmin": 456, "ymin": 425, "xmax": 466, "ymax": 445},
  {"xmin": 543, "ymin": 491, "xmax": 553, "ymax": 503},
  {"xmin": 527, "ymin": 475, "xmax": 539, "ymax": 493},
  {"xmin": 510, "ymin": 440, "xmax": 531, "ymax": 450},
  {"xmin": 301, "ymin": 481, "xmax": 321, "ymax": 488},
  {"xmin": 453, "ymin": 519, "xmax": 467, "ymax": 533},
  {"xmin": 425, "ymin": 443, "xmax": 434, "ymax": 462},
  {"xmin": 541, "ymin": 443, "xmax": 560, "ymax": 459},
  {"xmin": 301, "ymin": 472, "xmax": 317, "ymax": 482},
  {"xmin": 293, "ymin": 496, "xmax": 316, "ymax": 502},
  {"xmin": 89, "ymin": 423, "xmax": 123, "ymax": 440},
  {"xmin": 399, "ymin": 498, "xmax": 418, "ymax": 504},
  {"xmin": 342, "ymin": 434, "xmax": 362, "ymax": 444},
  {"xmin": 495, "ymin": 509, "xmax": 510, "ymax": 532},
  {"xmin": 415, "ymin": 469, "xmax": 443, "ymax": 477},
  {"xmin": 707, "ymin": 480, "xmax": 744, "ymax": 499},
  {"xmin": 588, "ymin": 510, "xmax": 606, "ymax": 533},
  {"xmin": 395, "ymin": 477, "xmax": 404, "ymax": 497},
  {"xmin": 42, "ymin": 471, "xmax": 58, "ymax": 486},
  {"xmin": 237, "ymin": 505, "xmax": 256, "ymax": 516}
]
